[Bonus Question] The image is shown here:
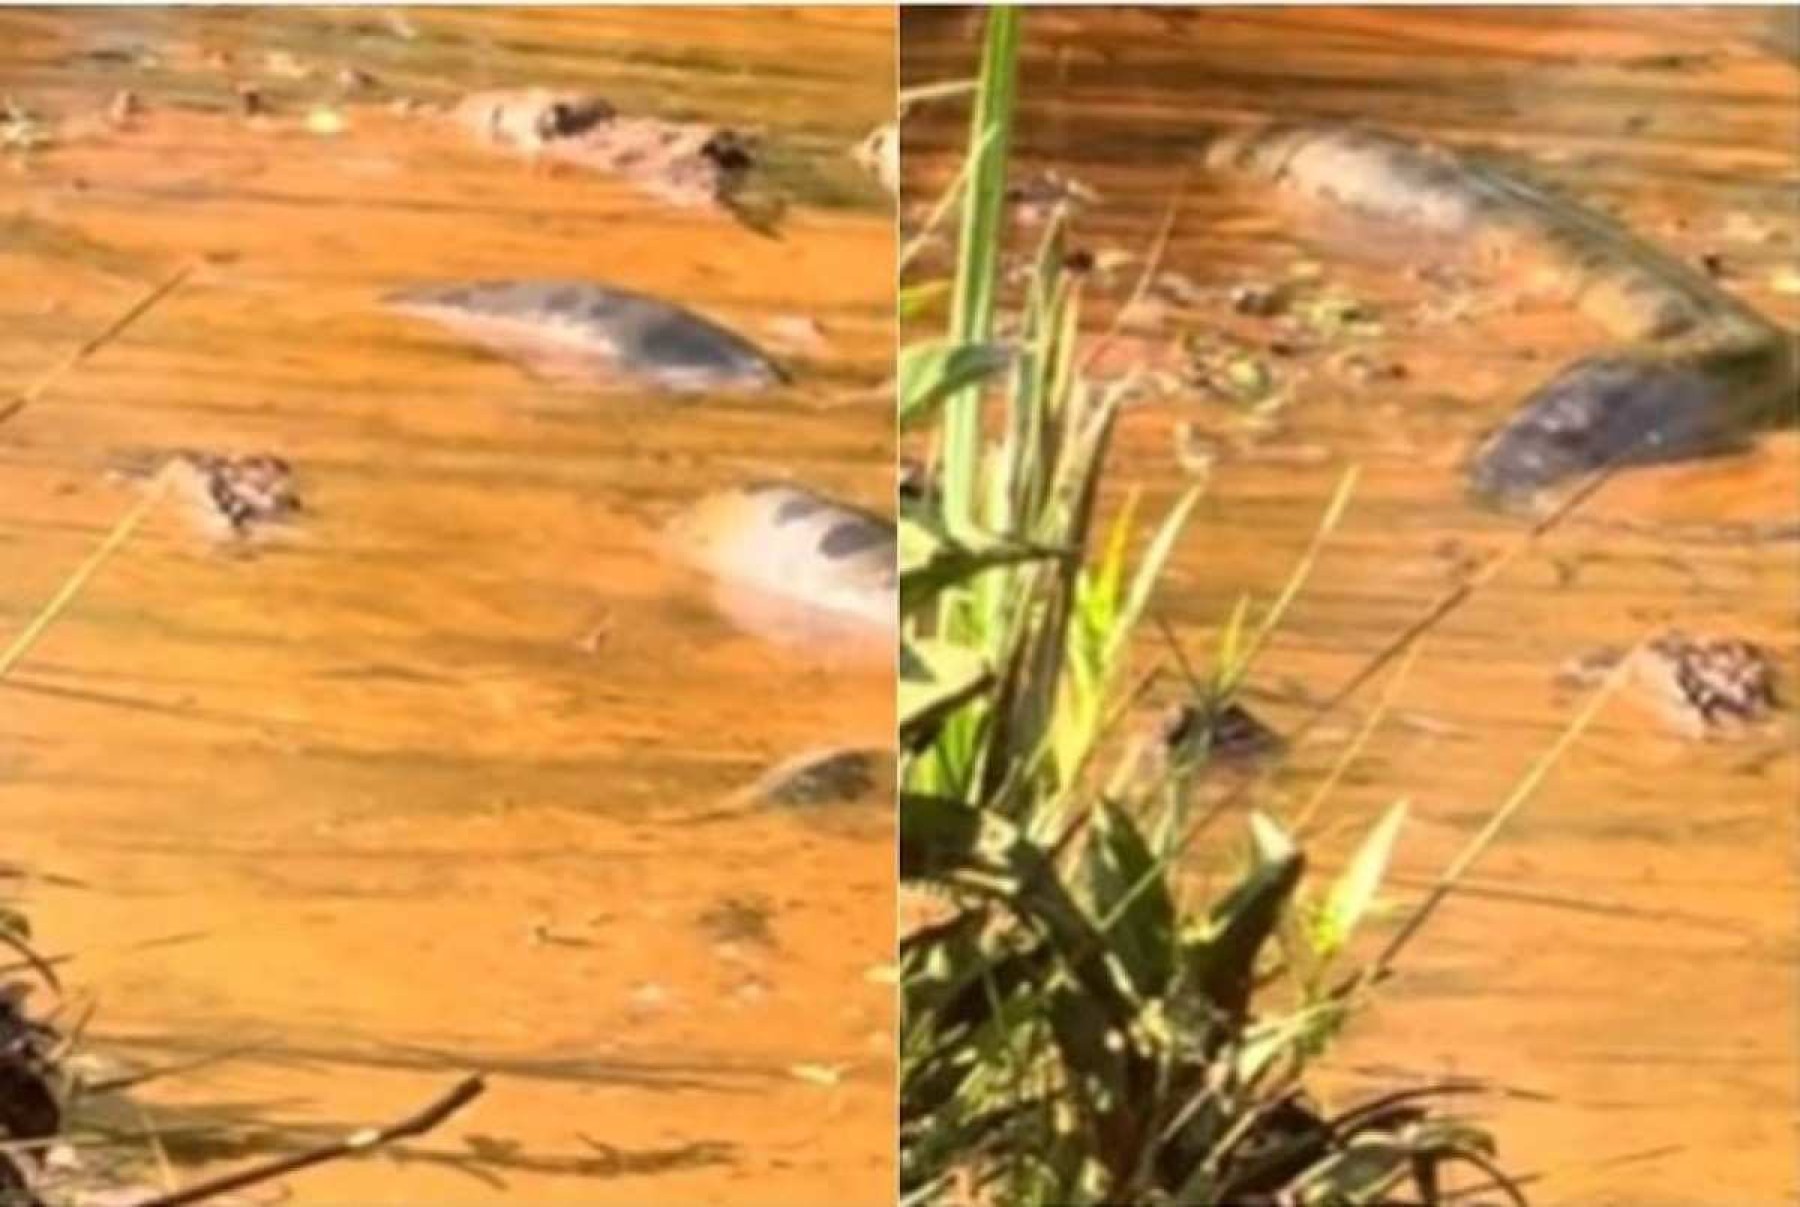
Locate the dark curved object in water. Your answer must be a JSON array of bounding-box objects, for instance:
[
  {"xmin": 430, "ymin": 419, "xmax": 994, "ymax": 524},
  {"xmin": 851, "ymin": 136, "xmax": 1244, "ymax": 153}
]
[
  {"xmin": 384, "ymin": 280, "xmax": 787, "ymax": 393},
  {"xmin": 750, "ymin": 747, "xmax": 892, "ymax": 809},
  {"xmin": 1201, "ymin": 123, "xmax": 1799, "ymax": 504}
]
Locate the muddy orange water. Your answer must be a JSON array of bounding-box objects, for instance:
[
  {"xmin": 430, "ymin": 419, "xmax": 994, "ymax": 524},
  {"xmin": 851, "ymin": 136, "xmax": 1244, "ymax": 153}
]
[
  {"xmin": 1, "ymin": 7, "xmax": 893, "ymax": 1204},
  {"xmin": 903, "ymin": 8, "xmax": 1796, "ymax": 1204}
]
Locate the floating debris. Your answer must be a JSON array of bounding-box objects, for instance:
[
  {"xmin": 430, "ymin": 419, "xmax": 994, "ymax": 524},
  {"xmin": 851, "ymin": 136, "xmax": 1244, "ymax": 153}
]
[
  {"xmin": 1561, "ymin": 631, "xmax": 1781, "ymax": 738},
  {"xmin": 1182, "ymin": 337, "xmax": 1283, "ymax": 408},
  {"xmin": 1229, "ymin": 281, "xmax": 1291, "ymax": 318},
  {"xmin": 763, "ymin": 313, "xmax": 829, "ymax": 355},
  {"xmin": 1118, "ymin": 696, "xmax": 1286, "ymax": 797},
  {"xmin": 1154, "ymin": 698, "xmax": 1286, "ymax": 767},
  {"xmin": 1618, "ymin": 51, "xmax": 1714, "ymax": 73},
  {"xmin": 336, "ymin": 65, "xmax": 380, "ymax": 94},
  {"xmin": 697, "ymin": 895, "xmax": 777, "ymax": 948},
  {"xmin": 1171, "ymin": 421, "xmax": 1216, "ymax": 481},
  {"xmin": 260, "ymin": 48, "xmax": 312, "ymax": 80},
  {"xmin": 110, "ymin": 450, "xmax": 302, "ymax": 544},
  {"xmin": 454, "ymin": 87, "xmax": 761, "ymax": 216},
  {"xmin": 1116, "ymin": 292, "xmax": 1170, "ymax": 333},
  {"xmin": 789, "ymin": 1062, "xmax": 845, "ymax": 1087},
  {"xmin": 1088, "ymin": 247, "xmax": 1138, "ymax": 277},
  {"xmin": 1151, "ymin": 270, "xmax": 1209, "ymax": 308},
  {"xmin": 1721, "ymin": 211, "xmax": 1782, "ymax": 247},
  {"xmin": 1294, "ymin": 293, "xmax": 1382, "ymax": 339},
  {"xmin": 385, "ymin": 279, "xmax": 786, "ymax": 393},
  {"xmin": 1334, "ymin": 351, "xmax": 1409, "ymax": 386},
  {"xmin": 0, "ymin": 97, "xmax": 53, "ymax": 153},
  {"xmin": 304, "ymin": 105, "xmax": 346, "ymax": 137},
  {"xmin": 105, "ymin": 89, "xmax": 139, "ymax": 127},
  {"xmin": 1005, "ymin": 168, "xmax": 1099, "ymax": 224},
  {"xmin": 852, "ymin": 120, "xmax": 898, "ymax": 195},
  {"xmin": 185, "ymin": 452, "xmax": 300, "ymax": 536}
]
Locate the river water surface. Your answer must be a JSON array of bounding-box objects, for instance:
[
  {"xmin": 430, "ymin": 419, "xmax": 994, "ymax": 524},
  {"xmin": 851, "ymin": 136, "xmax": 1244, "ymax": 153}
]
[
  {"xmin": 902, "ymin": 8, "xmax": 1796, "ymax": 1204},
  {"xmin": 2, "ymin": 7, "xmax": 893, "ymax": 1203}
]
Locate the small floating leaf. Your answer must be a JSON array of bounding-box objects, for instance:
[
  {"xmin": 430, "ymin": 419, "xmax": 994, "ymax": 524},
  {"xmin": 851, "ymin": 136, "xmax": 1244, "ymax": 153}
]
[
  {"xmin": 305, "ymin": 106, "xmax": 346, "ymax": 136},
  {"xmin": 1222, "ymin": 355, "xmax": 1272, "ymax": 402},
  {"xmin": 789, "ymin": 1062, "xmax": 845, "ymax": 1087},
  {"xmin": 1092, "ymin": 247, "xmax": 1138, "ymax": 275}
]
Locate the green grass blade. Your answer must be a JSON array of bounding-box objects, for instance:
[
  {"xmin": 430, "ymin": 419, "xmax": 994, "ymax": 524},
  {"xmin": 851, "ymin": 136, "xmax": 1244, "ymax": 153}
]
[
  {"xmin": 1218, "ymin": 466, "xmax": 1358, "ymax": 698},
  {"xmin": 899, "ymin": 340, "xmax": 1012, "ymax": 431},
  {"xmin": 942, "ymin": 6, "xmax": 1021, "ymax": 531},
  {"xmin": 1312, "ymin": 799, "xmax": 1408, "ymax": 962},
  {"xmin": 1105, "ymin": 486, "xmax": 1201, "ymax": 670}
]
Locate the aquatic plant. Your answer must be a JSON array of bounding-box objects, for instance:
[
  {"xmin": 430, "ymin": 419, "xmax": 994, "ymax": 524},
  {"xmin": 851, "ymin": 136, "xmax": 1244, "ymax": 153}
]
[
  {"xmin": 0, "ymin": 891, "xmax": 64, "ymax": 1204},
  {"xmin": 897, "ymin": 11, "xmax": 1543, "ymax": 1204}
]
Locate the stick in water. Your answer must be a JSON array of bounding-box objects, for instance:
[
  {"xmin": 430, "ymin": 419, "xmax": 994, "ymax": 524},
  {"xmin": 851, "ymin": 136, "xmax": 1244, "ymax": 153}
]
[
  {"xmin": 0, "ymin": 464, "xmax": 177, "ymax": 683},
  {"xmin": 130, "ymin": 1074, "xmax": 488, "ymax": 1207},
  {"xmin": 0, "ymin": 260, "xmax": 197, "ymax": 427}
]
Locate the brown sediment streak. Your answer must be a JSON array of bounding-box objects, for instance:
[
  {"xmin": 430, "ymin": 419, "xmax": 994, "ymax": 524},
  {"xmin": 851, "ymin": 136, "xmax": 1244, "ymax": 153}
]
[{"xmin": 1200, "ymin": 123, "xmax": 1799, "ymax": 501}]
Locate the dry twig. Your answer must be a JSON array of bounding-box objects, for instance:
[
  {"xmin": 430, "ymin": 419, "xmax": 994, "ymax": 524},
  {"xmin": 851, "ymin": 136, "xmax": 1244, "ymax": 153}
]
[
  {"xmin": 129, "ymin": 1074, "xmax": 487, "ymax": 1207},
  {"xmin": 0, "ymin": 260, "xmax": 196, "ymax": 427}
]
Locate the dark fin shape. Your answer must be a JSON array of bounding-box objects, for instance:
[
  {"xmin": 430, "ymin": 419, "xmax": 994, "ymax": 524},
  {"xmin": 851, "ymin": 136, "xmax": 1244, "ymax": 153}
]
[{"xmin": 384, "ymin": 280, "xmax": 787, "ymax": 392}]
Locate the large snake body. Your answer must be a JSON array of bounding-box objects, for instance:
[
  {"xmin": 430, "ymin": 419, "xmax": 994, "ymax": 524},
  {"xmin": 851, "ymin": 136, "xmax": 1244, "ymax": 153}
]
[
  {"xmin": 661, "ymin": 481, "xmax": 897, "ymax": 651},
  {"xmin": 1201, "ymin": 123, "xmax": 1798, "ymax": 502},
  {"xmin": 389, "ymin": 277, "xmax": 897, "ymax": 803}
]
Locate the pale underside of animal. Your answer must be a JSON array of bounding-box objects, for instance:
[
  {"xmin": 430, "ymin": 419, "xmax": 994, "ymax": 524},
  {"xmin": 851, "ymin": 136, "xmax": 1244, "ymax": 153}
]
[{"xmin": 661, "ymin": 481, "xmax": 896, "ymax": 660}]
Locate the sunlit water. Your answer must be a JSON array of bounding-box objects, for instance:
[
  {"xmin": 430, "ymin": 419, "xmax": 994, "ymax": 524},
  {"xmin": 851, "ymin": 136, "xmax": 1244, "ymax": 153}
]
[
  {"xmin": 903, "ymin": 8, "xmax": 1796, "ymax": 1202},
  {"xmin": 0, "ymin": 7, "xmax": 893, "ymax": 1202}
]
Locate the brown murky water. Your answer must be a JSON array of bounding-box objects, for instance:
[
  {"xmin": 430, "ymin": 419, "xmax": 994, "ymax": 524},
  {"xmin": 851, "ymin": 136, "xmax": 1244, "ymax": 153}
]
[
  {"xmin": 903, "ymin": 8, "xmax": 1797, "ymax": 1204},
  {"xmin": 2, "ymin": 7, "xmax": 893, "ymax": 1203}
]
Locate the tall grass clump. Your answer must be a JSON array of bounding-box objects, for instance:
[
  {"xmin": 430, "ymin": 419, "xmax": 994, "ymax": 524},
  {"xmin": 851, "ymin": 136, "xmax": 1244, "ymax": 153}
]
[{"xmin": 897, "ymin": 10, "xmax": 1531, "ymax": 1205}]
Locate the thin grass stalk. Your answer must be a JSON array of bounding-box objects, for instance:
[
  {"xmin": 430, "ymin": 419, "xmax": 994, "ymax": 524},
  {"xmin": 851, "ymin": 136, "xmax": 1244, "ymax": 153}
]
[
  {"xmin": 0, "ymin": 261, "xmax": 195, "ymax": 428},
  {"xmin": 899, "ymin": 78, "xmax": 978, "ymax": 110},
  {"xmin": 899, "ymin": 124, "xmax": 995, "ymax": 277},
  {"xmin": 1366, "ymin": 632, "xmax": 1649, "ymax": 982},
  {"xmin": 1215, "ymin": 466, "xmax": 1358, "ymax": 699},
  {"xmin": 1289, "ymin": 640, "xmax": 1422, "ymax": 837},
  {"xmin": 942, "ymin": 6, "xmax": 1020, "ymax": 536},
  {"xmin": 0, "ymin": 465, "xmax": 173, "ymax": 682}
]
